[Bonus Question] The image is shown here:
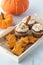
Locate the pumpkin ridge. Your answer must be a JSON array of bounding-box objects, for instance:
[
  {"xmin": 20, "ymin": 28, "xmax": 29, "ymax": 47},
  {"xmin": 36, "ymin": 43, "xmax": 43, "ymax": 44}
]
[
  {"xmin": 4, "ymin": 20, "xmax": 7, "ymax": 27},
  {"xmin": 24, "ymin": 0, "xmax": 29, "ymax": 11},
  {"xmin": 4, "ymin": 0, "xmax": 10, "ymax": 12},
  {"xmin": 4, "ymin": 19, "xmax": 9, "ymax": 27},
  {"xmin": 3, "ymin": 0, "xmax": 7, "ymax": 7},
  {"xmin": 22, "ymin": 1, "xmax": 24, "ymax": 13},
  {"xmin": 7, "ymin": 0, "xmax": 12, "ymax": 13},
  {"xmin": 5, "ymin": 0, "xmax": 10, "ymax": 10},
  {"xmin": 16, "ymin": 2, "xmax": 18, "ymax": 15},
  {"xmin": 1, "ymin": 20, "xmax": 6, "ymax": 28},
  {"xmin": 10, "ymin": 0, "xmax": 14, "ymax": 13},
  {"xmin": 9, "ymin": 0, "xmax": 11, "ymax": 12}
]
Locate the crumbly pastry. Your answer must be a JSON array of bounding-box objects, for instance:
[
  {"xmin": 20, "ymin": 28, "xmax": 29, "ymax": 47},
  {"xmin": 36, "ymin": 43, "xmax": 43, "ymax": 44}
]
[
  {"xmin": 6, "ymin": 34, "xmax": 17, "ymax": 49},
  {"xmin": 12, "ymin": 40, "xmax": 25, "ymax": 56},
  {"xmin": 15, "ymin": 23, "xmax": 29, "ymax": 37},
  {"xmin": 12, "ymin": 45, "xmax": 25, "ymax": 56},
  {"xmin": 28, "ymin": 36, "xmax": 37, "ymax": 43},
  {"xmin": 12, "ymin": 36, "xmax": 30, "ymax": 56},
  {"xmin": 32, "ymin": 23, "xmax": 43, "ymax": 38},
  {"xmin": 12, "ymin": 36, "xmax": 37, "ymax": 56}
]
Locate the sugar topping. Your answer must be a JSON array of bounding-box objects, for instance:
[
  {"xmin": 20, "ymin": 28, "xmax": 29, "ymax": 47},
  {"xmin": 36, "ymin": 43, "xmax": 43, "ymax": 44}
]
[
  {"xmin": 32, "ymin": 23, "xmax": 43, "ymax": 32},
  {"xmin": 15, "ymin": 23, "xmax": 29, "ymax": 32}
]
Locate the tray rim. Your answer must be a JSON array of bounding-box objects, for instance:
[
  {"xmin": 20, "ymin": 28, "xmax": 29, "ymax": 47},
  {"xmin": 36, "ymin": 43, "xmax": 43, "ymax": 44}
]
[{"xmin": 0, "ymin": 26, "xmax": 15, "ymax": 38}]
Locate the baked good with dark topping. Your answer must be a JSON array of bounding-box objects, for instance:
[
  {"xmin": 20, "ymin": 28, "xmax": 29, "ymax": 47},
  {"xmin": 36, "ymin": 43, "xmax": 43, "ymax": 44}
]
[
  {"xmin": 22, "ymin": 14, "xmax": 39, "ymax": 29},
  {"xmin": 15, "ymin": 23, "xmax": 29, "ymax": 37},
  {"xmin": 32, "ymin": 23, "xmax": 43, "ymax": 38}
]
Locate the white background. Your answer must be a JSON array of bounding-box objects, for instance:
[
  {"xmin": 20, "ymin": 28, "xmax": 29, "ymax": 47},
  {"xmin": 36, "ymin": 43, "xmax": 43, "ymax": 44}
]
[{"xmin": 0, "ymin": 0, "xmax": 43, "ymax": 65}]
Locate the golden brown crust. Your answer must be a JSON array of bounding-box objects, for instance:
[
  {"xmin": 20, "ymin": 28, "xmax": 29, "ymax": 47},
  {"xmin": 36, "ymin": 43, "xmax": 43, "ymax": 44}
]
[
  {"xmin": 6, "ymin": 34, "xmax": 17, "ymax": 49},
  {"xmin": 12, "ymin": 36, "xmax": 37, "ymax": 56},
  {"xmin": 28, "ymin": 36, "xmax": 37, "ymax": 43},
  {"xmin": 12, "ymin": 46, "xmax": 25, "ymax": 56}
]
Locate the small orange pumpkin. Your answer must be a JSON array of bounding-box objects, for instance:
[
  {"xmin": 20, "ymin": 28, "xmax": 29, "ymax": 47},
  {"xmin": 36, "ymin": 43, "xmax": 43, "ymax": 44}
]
[
  {"xmin": 0, "ymin": 13, "xmax": 13, "ymax": 28},
  {"xmin": 1, "ymin": 0, "xmax": 29, "ymax": 15}
]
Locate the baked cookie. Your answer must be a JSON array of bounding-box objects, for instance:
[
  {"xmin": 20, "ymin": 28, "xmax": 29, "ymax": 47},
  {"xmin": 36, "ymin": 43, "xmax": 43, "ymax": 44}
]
[
  {"xmin": 12, "ymin": 46, "xmax": 24, "ymax": 56},
  {"xmin": 6, "ymin": 34, "xmax": 17, "ymax": 49},
  {"xmin": 28, "ymin": 36, "xmax": 37, "ymax": 43},
  {"xmin": 12, "ymin": 40, "xmax": 25, "ymax": 56},
  {"xmin": 12, "ymin": 37, "xmax": 29, "ymax": 56},
  {"xmin": 20, "ymin": 37, "xmax": 30, "ymax": 47},
  {"xmin": 12, "ymin": 35, "xmax": 37, "ymax": 56}
]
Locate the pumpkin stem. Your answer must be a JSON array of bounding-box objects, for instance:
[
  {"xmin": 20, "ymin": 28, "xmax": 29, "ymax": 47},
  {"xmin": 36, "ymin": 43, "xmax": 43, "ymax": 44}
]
[{"xmin": 1, "ymin": 12, "xmax": 5, "ymax": 19}]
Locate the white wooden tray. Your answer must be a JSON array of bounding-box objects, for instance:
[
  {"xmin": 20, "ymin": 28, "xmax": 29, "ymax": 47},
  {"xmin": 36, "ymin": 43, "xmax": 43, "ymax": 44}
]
[{"xmin": 0, "ymin": 36, "xmax": 43, "ymax": 63}]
